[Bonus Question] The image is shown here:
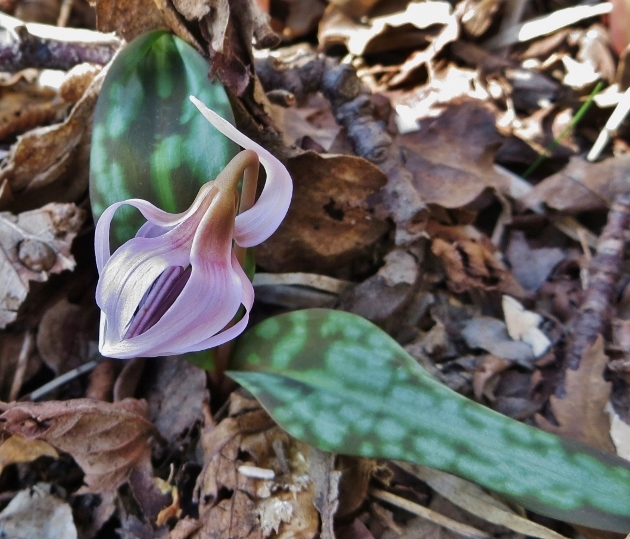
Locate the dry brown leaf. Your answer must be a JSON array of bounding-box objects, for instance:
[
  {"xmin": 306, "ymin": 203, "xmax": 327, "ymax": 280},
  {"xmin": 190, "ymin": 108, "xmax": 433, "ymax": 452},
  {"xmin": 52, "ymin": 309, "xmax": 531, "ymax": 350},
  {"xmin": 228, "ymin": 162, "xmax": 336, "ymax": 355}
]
[
  {"xmin": 0, "ymin": 483, "xmax": 77, "ymax": 539},
  {"xmin": 0, "ymin": 434, "xmax": 58, "ymax": 475},
  {"xmin": 194, "ymin": 392, "xmax": 318, "ymax": 539},
  {"xmin": 0, "ymin": 64, "xmax": 107, "ymax": 211},
  {"xmin": 309, "ymin": 449, "xmax": 339, "ymax": 539},
  {"xmin": 519, "ymin": 154, "xmax": 630, "ymax": 213},
  {"xmin": 397, "ymin": 100, "xmax": 505, "ymax": 208},
  {"xmin": 473, "ymin": 356, "xmax": 511, "ymax": 401},
  {"xmin": 0, "ymin": 203, "xmax": 85, "ymax": 329},
  {"xmin": 277, "ymin": 0, "xmax": 326, "ymax": 40},
  {"xmin": 0, "ymin": 398, "xmax": 158, "ymax": 493},
  {"xmin": 256, "ymin": 152, "xmax": 389, "ymax": 273},
  {"xmin": 536, "ymin": 336, "xmax": 615, "ymax": 452},
  {"xmin": 428, "ymin": 222, "xmax": 528, "ymax": 299},
  {"xmin": 142, "ymin": 355, "xmax": 207, "ymax": 446},
  {"xmin": 319, "ymin": 0, "xmax": 457, "ymax": 58},
  {"xmin": 90, "ymin": 0, "xmax": 167, "ymax": 40},
  {"xmin": 36, "ymin": 297, "xmax": 93, "ymax": 374}
]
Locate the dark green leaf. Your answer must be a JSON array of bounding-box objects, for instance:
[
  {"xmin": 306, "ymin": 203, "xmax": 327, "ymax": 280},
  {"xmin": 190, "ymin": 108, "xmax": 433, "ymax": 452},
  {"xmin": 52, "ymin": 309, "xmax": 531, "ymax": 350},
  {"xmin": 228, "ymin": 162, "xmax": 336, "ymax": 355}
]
[
  {"xmin": 229, "ymin": 309, "xmax": 630, "ymax": 532},
  {"xmin": 89, "ymin": 30, "xmax": 238, "ymax": 244}
]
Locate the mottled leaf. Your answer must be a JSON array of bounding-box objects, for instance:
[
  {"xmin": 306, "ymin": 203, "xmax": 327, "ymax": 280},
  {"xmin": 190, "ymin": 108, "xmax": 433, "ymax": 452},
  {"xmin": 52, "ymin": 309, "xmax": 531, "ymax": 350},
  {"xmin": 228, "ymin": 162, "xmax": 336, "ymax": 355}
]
[
  {"xmin": 89, "ymin": 30, "xmax": 238, "ymax": 245},
  {"xmin": 229, "ymin": 309, "xmax": 630, "ymax": 533}
]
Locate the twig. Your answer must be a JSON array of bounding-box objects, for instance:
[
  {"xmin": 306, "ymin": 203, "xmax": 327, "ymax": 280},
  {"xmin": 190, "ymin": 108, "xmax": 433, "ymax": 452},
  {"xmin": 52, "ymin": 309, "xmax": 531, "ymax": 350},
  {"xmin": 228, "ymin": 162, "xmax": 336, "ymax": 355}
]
[
  {"xmin": 370, "ymin": 488, "xmax": 490, "ymax": 539},
  {"xmin": 0, "ymin": 12, "xmax": 120, "ymax": 72},
  {"xmin": 588, "ymin": 86, "xmax": 630, "ymax": 161},
  {"xmin": 255, "ymin": 49, "xmax": 427, "ymax": 239},
  {"xmin": 9, "ymin": 330, "xmax": 34, "ymax": 401},
  {"xmin": 21, "ymin": 359, "xmax": 100, "ymax": 401},
  {"xmin": 558, "ymin": 191, "xmax": 630, "ymax": 393},
  {"xmin": 483, "ymin": 3, "xmax": 612, "ymax": 49}
]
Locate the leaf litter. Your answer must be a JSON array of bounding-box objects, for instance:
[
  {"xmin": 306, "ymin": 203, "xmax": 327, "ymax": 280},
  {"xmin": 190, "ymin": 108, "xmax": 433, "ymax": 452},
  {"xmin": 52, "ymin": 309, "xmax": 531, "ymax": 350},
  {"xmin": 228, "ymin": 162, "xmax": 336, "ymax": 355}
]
[{"xmin": 2, "ymin": 0, "xmax": 630, "ymax": 537}]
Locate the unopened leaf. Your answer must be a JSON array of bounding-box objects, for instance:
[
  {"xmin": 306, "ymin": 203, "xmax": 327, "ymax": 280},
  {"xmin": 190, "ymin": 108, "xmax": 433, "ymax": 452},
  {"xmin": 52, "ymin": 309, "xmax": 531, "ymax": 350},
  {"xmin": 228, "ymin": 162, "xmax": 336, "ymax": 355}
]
[{"xmin": 229, "ymin": 309, "xmax": 630, "ymax": 532}]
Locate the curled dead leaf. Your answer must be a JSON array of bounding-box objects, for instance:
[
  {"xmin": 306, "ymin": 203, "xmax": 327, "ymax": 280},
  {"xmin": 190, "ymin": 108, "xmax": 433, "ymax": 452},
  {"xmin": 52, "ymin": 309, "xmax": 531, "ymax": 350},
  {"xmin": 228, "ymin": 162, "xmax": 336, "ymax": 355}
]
[
  {"xmin": 0, "ymin": 398, "xmax": 158, "ymax": 493},
  {"xmin": 256, "ymin": 152, "xmax": 389, "ymax": 273},
  {"xmin": 0, "ymin": 203, "xmax": 85, "ymax": 328},
  {"xmin": 429, "ymin": 222, "xmax": 527, "ymax": 299}
]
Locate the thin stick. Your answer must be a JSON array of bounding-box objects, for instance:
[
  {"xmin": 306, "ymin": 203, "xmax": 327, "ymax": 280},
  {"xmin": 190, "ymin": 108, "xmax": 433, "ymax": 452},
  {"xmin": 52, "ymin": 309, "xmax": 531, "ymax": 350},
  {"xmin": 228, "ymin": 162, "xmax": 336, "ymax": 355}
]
[
  {"xmin": 370, "ymin": 488, "xmax": 490, "ymax": 539},
  {"xmin": 22, "ymin": 359, "xmax": 100, "ymax": 401},
  {"xmin": 9, "ymin": 331, "xmax": 34, "ymax": 401}
]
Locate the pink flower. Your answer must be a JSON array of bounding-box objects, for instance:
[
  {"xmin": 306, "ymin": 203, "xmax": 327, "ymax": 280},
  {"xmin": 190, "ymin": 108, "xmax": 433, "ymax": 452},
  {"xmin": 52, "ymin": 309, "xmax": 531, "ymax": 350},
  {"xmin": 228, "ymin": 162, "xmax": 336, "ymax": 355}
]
[{"xmin": 94, "ymin": 96, "xmax": 292, "ymax": 359}]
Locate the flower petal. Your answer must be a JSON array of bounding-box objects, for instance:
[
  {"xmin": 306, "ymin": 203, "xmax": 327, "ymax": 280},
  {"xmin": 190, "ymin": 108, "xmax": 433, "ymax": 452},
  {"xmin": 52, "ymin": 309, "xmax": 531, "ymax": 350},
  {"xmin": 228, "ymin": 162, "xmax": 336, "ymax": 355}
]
[
  {"xmin": 189, "ymin": 95, "xmax": 292, "ymax": 247},
  {"xmin": 172, "ymin": 252, "xmax": 254, "ymax": 353},
  {"xmin": 94, "ymin": 184, "xmax": 218, "ymax": 272},
  {"xmin": 98, "ymin": 189, "xmax": 245, "ymax": 359}
]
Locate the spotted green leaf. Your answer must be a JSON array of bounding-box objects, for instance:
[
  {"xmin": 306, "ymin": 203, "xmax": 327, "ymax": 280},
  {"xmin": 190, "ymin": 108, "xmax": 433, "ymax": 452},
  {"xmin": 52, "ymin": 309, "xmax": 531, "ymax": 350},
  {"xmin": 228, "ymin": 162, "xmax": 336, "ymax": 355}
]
[
  {"xmin": 228, "ymin": 309, "xmax": 630, "ymax": 533},
  {"xmin": 89, "ymin": 30, "xmax": 239, "ymax": 245}
]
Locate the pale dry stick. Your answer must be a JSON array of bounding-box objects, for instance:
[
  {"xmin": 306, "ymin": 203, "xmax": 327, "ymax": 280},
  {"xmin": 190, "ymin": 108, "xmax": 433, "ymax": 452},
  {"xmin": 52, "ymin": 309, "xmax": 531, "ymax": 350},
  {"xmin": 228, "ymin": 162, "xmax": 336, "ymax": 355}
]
[
  {"xmin": 370, "ymin": 488, "xmax": 490, "ymax": 539},
  {"xmin": 483, "ymin": 3, "xmax": 612, "ymax": 49},
  {"xmin": 397, "ymin": 462, "xmax": 570, "ymax": 539},
  {"xmin": 588, "ymin": 86, "xmax": 630, "ymax": 161},
  {"xmin": 499, "ymin": 0, "xmax": 530, "ymax": 33},
  {"xmin": 252, "ymin": 273, "xmax": 353, "ymax": 294},
  {"xmin": 0, "ymin": 12, "xmax": 120, "ymax": 72},
  {"xmin": 22, "ymin": 359, "xmax": 99, "ymax": 401},
  {"xmin": 56, "ymin": 0, "xmax": 74, "ymax": 27},
  {"xmin": 8, "ymin": 330, "xmax": 34, "ymax": 401}
]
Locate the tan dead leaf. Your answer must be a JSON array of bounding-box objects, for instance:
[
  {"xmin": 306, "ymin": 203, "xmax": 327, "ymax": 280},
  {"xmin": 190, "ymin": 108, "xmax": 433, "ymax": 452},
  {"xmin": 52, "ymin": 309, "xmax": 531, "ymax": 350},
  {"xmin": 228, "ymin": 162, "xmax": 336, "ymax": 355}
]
[
  {"xmin": 0, "ymin": 64, "xmax": 108, "ymax": 211},
  {"xmin": 0, "ymin": 88, "xmax": 64, "ymax": 142},
  {"xmin": 0, "ymin": 483, "xmax": 77, "ymax": 539},
  {"xmin": 278, "ymin": 0, "xmax": 326, "ymax": 41},
  {"xmin": 502, "ymin": 296, "xmax": 550, "ymax": 358},
  {"xmin": 319, "ymin": 1, "xmax": 457, "ymax": 58},
  {"xmin": 536, "ymin": 336, "xmax": 615, "ymax": 452},
  {"xmin": 519, "ymin": 154, "xmax": 630, "ymax": 213},
  {"xmin": 194, "ymin": 392, "xmax": 318, "ymax": 539},
  {"xmin": 397, "ymin": 100, "xmax": 505, "ymax": 208},
  {"xmin": 309, "ymin": 449, "xmax": 339, "ymax": 539},
  {"xmin": 606, "ymin": 403, "xmax": 630, "ymax": 461},
  {"xmin": 473, "ymin": 356, "xmax": 511, "ymax": 401},
  {"xmin": 0, "ymin": 203, "xmax": 85, "ymax": 329},
  {"xmin": 428, "ymin": 222, "xmax": 528, "ymax": 299},
  {"xmin": 256, "ymin": 152, "xmax": 389, "ymax": 273},
  {"xmin": 0, "ymin": 398, "xmax": 158, "ymax": 493},
  {"xmin": 36, "ymin": 297, "xmax": 94, "ymax": 374},
  {"xmin": 268, "ymin": 94, "xmax": 341, "ymax": 152},
  {"xmin": 59, "ymin": 63, "xmax": 102, "ymax": 104},
  {"xmin": 0, "ymin": 434, "xmax": 58, "ymax": 475},
  {"xmin": 399, "ymin": 463, "xmax": 570, "ymax": 539},
  {"xmin": 90, "ymin": 0, "xmax": 167, "ymax": 40}
]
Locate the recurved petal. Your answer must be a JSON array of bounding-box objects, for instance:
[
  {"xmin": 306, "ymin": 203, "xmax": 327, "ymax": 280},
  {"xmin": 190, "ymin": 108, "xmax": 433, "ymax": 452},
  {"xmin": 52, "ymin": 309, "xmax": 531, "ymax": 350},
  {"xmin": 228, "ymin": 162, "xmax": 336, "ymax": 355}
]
[
  {"xmin": 173, "ymin": 252, "xmax": 255, "ymax": 353},
  {"xmin": 94, "ymin": 186, "xmax": 217, "ymax": 272},
  {"xmin": 189, "ymin": 95, "xmax": 293, "ymax": 247}
]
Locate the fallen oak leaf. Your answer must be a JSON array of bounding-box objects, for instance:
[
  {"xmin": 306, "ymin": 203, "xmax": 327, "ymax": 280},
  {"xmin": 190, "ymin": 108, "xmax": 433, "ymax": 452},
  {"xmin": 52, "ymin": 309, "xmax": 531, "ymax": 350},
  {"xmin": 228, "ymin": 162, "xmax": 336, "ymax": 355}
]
[
  {"xmin": 0, "ymin": 203, "xmax": 85, "ymax": 329},
  {"xmin": 0, "ymin": 398, "xmax": 158, "ymax": 493},
  {"xmin": 536, "ymin": 336, "xmax": 615, "ymax": 453},
  {"xmin": 0, "ymin": 434, "xmax": 58, "ymax": 476},
  {"xmin": 428, "ymin": 222, "xmax": 528, "ymax": 299}
]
